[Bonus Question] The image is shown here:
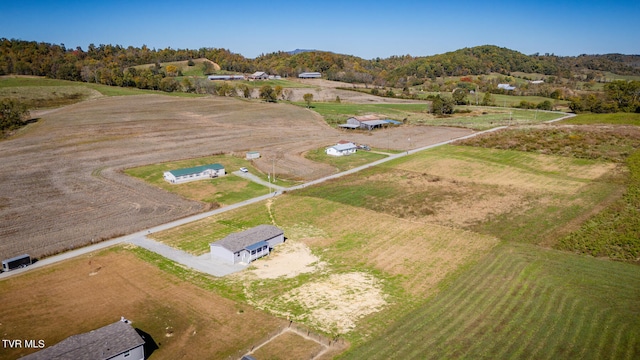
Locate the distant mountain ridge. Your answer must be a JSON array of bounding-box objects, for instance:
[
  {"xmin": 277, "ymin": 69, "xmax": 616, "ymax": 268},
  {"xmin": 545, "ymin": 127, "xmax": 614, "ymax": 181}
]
[{"xmin": 287, "ymin": 49, "xmax": 320, "ymax": 55}]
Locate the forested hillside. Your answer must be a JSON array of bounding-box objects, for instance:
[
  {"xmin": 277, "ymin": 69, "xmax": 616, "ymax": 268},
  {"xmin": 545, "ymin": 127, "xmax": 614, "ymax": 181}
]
[
  {"xmin": 2, "ymin": 39, "xmax": 639, "ymax": 114},
  {"xmin": 3, "ymin": 39, "xmax": 639, "ymax": 87}
]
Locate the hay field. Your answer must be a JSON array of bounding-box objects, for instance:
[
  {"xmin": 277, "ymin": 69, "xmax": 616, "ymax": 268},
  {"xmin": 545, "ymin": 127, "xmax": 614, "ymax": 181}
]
[{"xmin": 0, "ymin": 246, "xmax": 288, "ymax": 360}]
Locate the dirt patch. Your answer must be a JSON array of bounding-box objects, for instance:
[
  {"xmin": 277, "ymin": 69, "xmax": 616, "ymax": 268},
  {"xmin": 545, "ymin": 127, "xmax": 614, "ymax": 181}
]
[
  {"xmin": 243, "ymin": 240, "xmax": 326, "ymax": 279},
  {"xmin": 0, "ymin": 247, "xmax": 288, "ymax": 359},
  {"xmin": 280, "ymin": 272, "xmax": 387, "ymax": 334}
]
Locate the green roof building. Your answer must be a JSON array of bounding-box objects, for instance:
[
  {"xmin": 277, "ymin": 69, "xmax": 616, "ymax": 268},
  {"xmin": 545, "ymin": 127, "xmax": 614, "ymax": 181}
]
[{"xmin": 163, "ymin": 163, "xmax": 225, "ymax": 184}]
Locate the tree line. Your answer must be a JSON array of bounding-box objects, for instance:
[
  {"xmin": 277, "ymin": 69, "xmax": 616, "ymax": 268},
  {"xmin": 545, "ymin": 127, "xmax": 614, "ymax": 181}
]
[{"xmin": 2, "ymin": 39, "xmax": 639, "ymax": 114}]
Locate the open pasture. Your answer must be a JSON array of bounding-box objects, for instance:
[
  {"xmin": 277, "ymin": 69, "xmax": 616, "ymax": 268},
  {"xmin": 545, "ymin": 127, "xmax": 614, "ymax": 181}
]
[
  {"xmin": 297, "ymin": 144, "xmax": 620, "ymax": 246},
  {"xmin": 339, "ymin": 242, "xmax": 640, "ymax": 360},
  {"xmin": 0, "ymin": 246, "xmax": 291, "ymax": 360},
  {"xmin": 305, "ymin": 101, "xmax": 565, "ymax": 130},
  {"xmin": 455, "ymin": 125, "xmax": 640, "ymax": 260}
]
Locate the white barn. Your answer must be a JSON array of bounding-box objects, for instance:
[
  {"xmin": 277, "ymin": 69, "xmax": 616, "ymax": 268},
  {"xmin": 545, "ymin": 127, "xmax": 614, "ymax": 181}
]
[
  {"xmin": 163, "ymin": 163, "xmax": 225, "ymax": 184},
  {"xmin": 210, "ymin": 225, "xmax": 285, "ymax": 264},
  {"xmin": 326, "ymin": 142, "xmax": 357, "ymax": 156}
]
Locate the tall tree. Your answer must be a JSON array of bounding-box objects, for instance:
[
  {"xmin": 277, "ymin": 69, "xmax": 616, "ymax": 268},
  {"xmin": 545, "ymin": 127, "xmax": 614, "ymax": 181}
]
[{"xmin": 303, "ymin": 93, "xmax": 313, "ymax": 108}]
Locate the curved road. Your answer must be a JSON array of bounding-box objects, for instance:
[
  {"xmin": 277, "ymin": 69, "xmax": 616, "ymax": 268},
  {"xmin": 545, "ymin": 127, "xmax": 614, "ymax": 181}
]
[{"xmin": 0, "ymin": 112, "xmax": 574, "ymax": 279}]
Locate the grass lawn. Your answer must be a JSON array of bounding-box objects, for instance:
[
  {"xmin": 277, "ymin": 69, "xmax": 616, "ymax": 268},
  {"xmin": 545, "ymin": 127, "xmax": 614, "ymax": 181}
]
[
  {"xmin": 0, "ymin": 76, "xmax": 202, "ymax": 108},
  {"xmin": 559, "ymin": 112, "xmax": 640, "ymax": 126},
  {"xmin": 339, "ymin": 242, "xmax": 640, "ymax": 359},
  {"xmin": 304, "ymin": 148, "xmax": 388, "ymax": 172},
  {"xmin": 124, "ymin": 154, "xmax": 270, "ymax": 205}
]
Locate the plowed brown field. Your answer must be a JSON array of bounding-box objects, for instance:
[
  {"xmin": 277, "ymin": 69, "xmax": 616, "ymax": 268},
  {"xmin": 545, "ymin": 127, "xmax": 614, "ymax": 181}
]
[{"xmin": 0, "ymin": 94, "xmax": 469, "ymax": 261}]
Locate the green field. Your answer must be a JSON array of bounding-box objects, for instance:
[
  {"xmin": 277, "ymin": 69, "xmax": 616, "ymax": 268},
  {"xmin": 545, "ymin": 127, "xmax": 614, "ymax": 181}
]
[
  {"xmin": 148, "ymin": 141, "xmax": 638, "ymax": 357},
  {"xmin": 339, "ymin": 242, "xmax": 640, "ymax": 359},
  {"xmin": 124, "ymin": 155, "xmax": 271, "ymax": 205},
  {"xmin": 304, "ymin": 147, "xmax": 388, "ymax": 172},
  {"xmin": 0, "ymin": 76, "xmax": 200, "ymax": 108},
  {"xmin": 298, "ymin": 101, "xmax": 566, "ymax": 130},
  {"xmin": 559, "ymin": 112, "xmax": 640, "ymax": 126}
]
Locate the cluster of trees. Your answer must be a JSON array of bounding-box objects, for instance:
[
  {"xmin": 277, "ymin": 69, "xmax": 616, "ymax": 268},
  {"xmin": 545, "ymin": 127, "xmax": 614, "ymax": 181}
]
[
  {"xmin": 4, "ymin": 39, "xmax": 640, "ymax": 90},
  {"xmin": 2, "ymin": 39, "xmax": 640, "ymax": 114},
  {"xmin": 1, "ymin": 99, "xmax": 30, "ymax": 133},
  {"xmin": 569, "ymin": 80, "xmax": 640, "ymax": 113}
]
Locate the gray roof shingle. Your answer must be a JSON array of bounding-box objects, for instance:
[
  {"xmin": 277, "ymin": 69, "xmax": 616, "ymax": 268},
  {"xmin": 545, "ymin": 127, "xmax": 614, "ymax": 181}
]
[
  {"xmin": 20, "ymin": 320, "xmax": 144, "ymax": 360},
  {"xmin": 211, "ymin": 225, "xmax": 283, "ymax": 253}
]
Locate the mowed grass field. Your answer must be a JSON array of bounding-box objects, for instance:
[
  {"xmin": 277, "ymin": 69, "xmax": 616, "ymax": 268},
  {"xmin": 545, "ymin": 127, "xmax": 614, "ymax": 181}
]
[
  {"xmin": 149, "ymin": 140, "xmax": 638, "ymax": 356},
  {"xmin": 339, "ymin": 242, "xmax": 640, "ymax": 360}
]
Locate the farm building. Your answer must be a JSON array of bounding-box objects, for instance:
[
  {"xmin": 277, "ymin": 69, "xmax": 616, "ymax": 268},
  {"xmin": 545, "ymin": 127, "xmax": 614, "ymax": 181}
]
[
  {"xmin": 208, "ymin": 75, "xmax": 245, "ymax": 81},
  {"xmin": 21, "ymin": 317, "xmax": 145, "ymax": 360},
  {"xmin": 498, "ymin": 83, "xmax": 516, "ymax": 90},
  {"xmin": 163, "ymin": 163, "xmax": 225, "ymax": 184},
  {"xmin": 249, "ymin": 71, "xmax": 269, "ymax": 80},
  {"xmin": 246, "ymin": 151, "xmax": 261, "ymax": 160},
  {"xmin": 210, "ymin": 225, "xmax": 285, "ymax": 264},
  {"xmin": 344, "ymin": 115, "xmax": 394, "ymax": 130},
  {"xmin": 298, "ymin": 72, "xmax": 322, "ymax": 79},
  {"xmin": 326, "ymin": 142, "xmax": 357, "ymax": 156}
]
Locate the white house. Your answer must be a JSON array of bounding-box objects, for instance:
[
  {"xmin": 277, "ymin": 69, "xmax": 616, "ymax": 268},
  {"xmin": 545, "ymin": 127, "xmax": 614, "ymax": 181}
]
[
  {"xmin": 21, "ymin": 318, "xmax": 145, "ymax": 360},
  {"xmin": 326, "ymin": 142, "xmax": 357, "ymax": 156},
  {"xmin": 210, "ymin": 225, "xmax": 285, "ymax": 264},
  {"xmin": 163, "ymin": 163, "xmax": 225, "ymax": 184}
]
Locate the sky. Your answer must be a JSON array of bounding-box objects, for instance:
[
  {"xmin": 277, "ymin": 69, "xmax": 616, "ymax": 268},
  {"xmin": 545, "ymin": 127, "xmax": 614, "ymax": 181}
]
[{"xmin": 2, "ymin": 0, "xmax": 639, "ymax": 59}]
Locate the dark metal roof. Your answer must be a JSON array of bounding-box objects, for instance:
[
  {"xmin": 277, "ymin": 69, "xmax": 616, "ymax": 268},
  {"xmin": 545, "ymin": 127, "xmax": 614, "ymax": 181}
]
[
  {"xmin": 21, "ymin": 320, "xmax": 145, "ymax": 360},
  {"xmin": 211, "ymin": 225, "xmax": 283, "ymax": 253}
]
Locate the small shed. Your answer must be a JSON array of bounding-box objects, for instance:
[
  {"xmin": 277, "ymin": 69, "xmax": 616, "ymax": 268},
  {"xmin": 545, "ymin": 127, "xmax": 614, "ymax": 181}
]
[
  {"xmin": 326, "ymin": 142, "xmax": 357, "ymax": 156},
  {"xmin": 210, "ymin": 225, "xmax": 284, "ymax": 264},
  {"xmin": 246, "ymin": 151, "xmax": 261, "ymax": 160},
  {"xmin": 163, "ymin": 163, "xmax": 225, "ymax": 184},
  {"xmin": 21, "ymin": 318, "xmax": 145, "ymax": 360}
]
